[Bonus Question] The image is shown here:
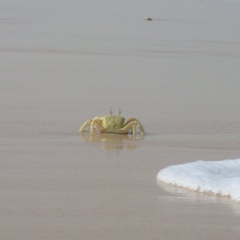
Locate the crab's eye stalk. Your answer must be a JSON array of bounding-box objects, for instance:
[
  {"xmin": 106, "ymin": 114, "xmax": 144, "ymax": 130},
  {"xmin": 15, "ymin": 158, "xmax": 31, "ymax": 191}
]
[
  {"xmin": 110, "ymin": 107, "xmax": 112, "ymax": 115},
  {"xmin": 118, "ymin": 107, "xmax": 121, "ymax": 116}
]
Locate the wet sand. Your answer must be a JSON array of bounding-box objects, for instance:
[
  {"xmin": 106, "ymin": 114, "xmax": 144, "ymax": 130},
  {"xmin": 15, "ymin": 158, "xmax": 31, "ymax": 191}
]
[{"xmin": 1, "ymin": 0, "xmax": 240, "ymax": 239}]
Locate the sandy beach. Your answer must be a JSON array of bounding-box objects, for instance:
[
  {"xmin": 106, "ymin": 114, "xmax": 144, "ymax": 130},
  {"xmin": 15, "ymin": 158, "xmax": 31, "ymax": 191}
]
[{"xmin": 1, "ymin": 0, "xmax": 240, "ymax": 239}]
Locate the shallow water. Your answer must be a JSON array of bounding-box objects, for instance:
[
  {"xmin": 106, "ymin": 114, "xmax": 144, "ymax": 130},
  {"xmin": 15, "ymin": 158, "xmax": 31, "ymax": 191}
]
[{"xmin": 1, "ymin": 0, "xmax": 240, "ymax": 239}]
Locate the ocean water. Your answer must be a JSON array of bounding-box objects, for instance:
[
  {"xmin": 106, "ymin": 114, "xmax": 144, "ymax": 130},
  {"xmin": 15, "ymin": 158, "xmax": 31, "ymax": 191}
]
[{"xmin": 157, "ymin": 159, "xmax": 240, "ymax": 202}]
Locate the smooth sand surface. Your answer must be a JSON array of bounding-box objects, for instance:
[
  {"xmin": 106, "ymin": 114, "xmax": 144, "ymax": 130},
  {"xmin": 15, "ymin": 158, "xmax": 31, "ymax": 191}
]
[{"xmin": 1, "ymin": 0, "xmax": 240, "ymax": 239}]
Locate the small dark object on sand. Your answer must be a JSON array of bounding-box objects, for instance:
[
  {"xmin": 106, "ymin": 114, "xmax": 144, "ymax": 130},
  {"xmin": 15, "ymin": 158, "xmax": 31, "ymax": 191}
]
[{"xmin": 144, "ymin": 17, "xmax": 152, "ymax": 21}]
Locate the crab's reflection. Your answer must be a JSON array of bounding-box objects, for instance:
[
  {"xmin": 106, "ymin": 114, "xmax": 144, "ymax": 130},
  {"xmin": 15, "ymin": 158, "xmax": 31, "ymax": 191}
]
[{"xmin": 80, "ymin": 132, "xmax": 144, "ymax": 151}]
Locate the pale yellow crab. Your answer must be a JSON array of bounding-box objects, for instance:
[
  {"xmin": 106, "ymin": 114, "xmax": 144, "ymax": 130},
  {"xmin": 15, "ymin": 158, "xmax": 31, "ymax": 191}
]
[{"xmin": 79, "ymin": 110, "xmax": 144, "ymax": 136}]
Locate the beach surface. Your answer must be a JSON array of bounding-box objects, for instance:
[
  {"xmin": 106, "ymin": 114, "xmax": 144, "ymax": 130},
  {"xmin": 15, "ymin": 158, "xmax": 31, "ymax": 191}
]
[{"xmin": 1, "ymin": 0, "xmax": 240, "ymax": 239}]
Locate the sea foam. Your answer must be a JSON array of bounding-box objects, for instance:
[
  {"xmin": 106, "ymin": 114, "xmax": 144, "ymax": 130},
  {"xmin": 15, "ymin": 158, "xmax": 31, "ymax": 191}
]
[{"xmin": 157, "ymin": 159, "xmax": 240, "ymax": 202}]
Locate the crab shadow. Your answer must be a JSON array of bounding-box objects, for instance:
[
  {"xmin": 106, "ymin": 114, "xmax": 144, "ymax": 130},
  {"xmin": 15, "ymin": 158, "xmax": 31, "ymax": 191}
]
[{"xmin": 80, "ymin": 132, "xmax": 144, "ymax": 151}]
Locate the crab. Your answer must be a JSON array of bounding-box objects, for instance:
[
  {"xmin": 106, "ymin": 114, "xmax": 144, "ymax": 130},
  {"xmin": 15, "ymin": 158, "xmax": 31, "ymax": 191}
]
[{"xmin": 79, "ymin": 109, "xmax": 144, "ymax": 136}]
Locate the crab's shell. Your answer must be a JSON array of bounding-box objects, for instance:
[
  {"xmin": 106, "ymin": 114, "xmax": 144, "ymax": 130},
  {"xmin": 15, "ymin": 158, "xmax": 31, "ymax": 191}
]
[{"xmin": 101, "ymin": 115, "xmax": 125, "ymax": 131}]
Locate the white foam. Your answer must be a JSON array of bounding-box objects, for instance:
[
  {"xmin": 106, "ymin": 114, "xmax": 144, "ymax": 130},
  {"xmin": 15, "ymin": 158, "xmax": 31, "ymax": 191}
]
[{"xmin": 157, "ymin": 159, "xmax": 240, "ymax": 202}]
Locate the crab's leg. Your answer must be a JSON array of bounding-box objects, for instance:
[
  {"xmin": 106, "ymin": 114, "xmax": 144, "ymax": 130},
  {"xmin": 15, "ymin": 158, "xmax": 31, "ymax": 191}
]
[
  {"xmin": 118, "ymin": 123, "xmax": 133, "ymax": 134},
  {"xmin": 132, "ymin": 124, "xmax": 136, "ymax": 135},
  {"xmin": 135, "ymin": 120, "xmax": 145, "ymax": 136},
  {"xmin": 119, "ymin": 122, "xmax": 143, "ymax": 136},
  {"xmin": 133, "ymin": 118, "xmax": 144, "ymax": 136},
  {"xmin": 91, "ymin": 118, "xmax": 105, "ymax": 133},
  {"xmin": 123, "ymin": 118, "xmax": 144, "ymax": 136},
  {"xmin": 79, "ymin": 120, "xmax": 92, "ymax": 132},
  {"xmin": 119, "ymin": 122, "xmax": 138, "ymax": 135}
]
